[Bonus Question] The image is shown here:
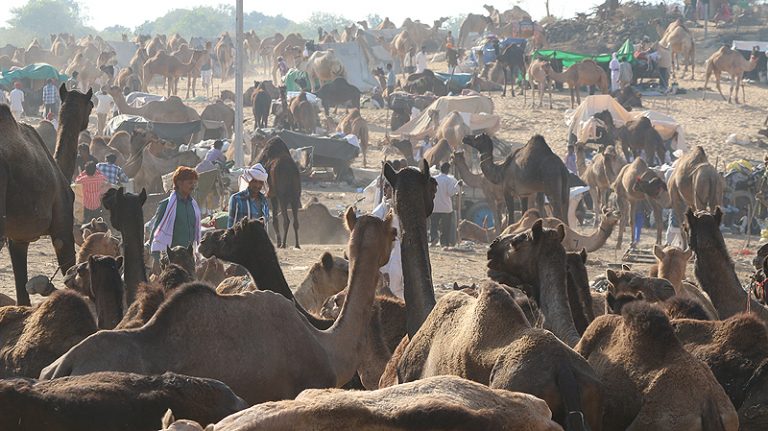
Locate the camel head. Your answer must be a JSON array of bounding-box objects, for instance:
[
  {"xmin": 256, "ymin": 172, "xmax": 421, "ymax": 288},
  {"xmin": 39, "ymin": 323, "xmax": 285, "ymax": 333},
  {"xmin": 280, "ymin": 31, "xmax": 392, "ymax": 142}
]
[
  {"xmin": 383, "ymin": 159, "xmax": 438, "ymax": 220},
  {"xmin": 606, "ymin": 290, "xmax": 644, "ymax": 314},
  {"xmin": 59, "ymin": 84, "xmax": 94, "ymax": 132},
  {"xmin": 199, "ymin": 217, "xmax": 269, "ymax": 268},
  {"xmin": 601, "ymin": 208, "xmax": 622, "ymax": 225},
  {"xmin": 161, "ymin": 244, "xmax": 195, "ymax": 278},
  {"xmin": 462, "ymin": 133, "xmax": 494, "ymax": 155},
  {"xmin": 605, "ymin": 269, "xmax": 675, "ymax": 302},
  {"xmin": 63, "ymin": 261, "xmax": 90, "ymax": 297},
  {"xmin": 295, "ymin": 252, "xmax": 349, "ymax": 314},
  {"xmin": 593, "ymin": 110, "xmax": 615, "ymax": 129},
  {"xmin": 101, "ymin": 187, "xmax": 147, "ymax": 235},
  {"xmin": 344, "ymin": 207, "xmax": 396, "ymax": 268},
  {"xmin": 487, "ymin": 219, "xmax": 565, "ymax": 281},
  {"xmin": 685, "ymin": 208, "xmax": 724, "ymax": 255},
  {"xmin": 88, "ymin": 255, "xmax": 125, "ymax": 330},
  {"xmin": 632, "ymin": 175, "xmax": 667, "ymax": 198},
  {"xmin": 652, "ymin": 245, "xmax": 692, "ymax": 270}
]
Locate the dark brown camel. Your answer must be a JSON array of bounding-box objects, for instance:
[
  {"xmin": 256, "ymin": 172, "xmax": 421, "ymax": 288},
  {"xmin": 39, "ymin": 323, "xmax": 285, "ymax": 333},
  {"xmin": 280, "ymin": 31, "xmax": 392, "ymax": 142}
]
[
  {"xmin": 0, "ymin": 371, "xmax": 247, "ymax": 431},
  {"xmin": 452, "ymin": 150, "xmax": 506, "ymax": 233},
  {"xmin": 252, "ymin": 80, "xmax": 272, "ymax": 129},
  {"xmin": 87, "ymin": 255, "xmax": 125, "ymax": 330},
  {"xmin": 463, "ymin": 133, "xmax": 570, "ymax": 225},
  {"xmin": 0, "ymin": 85, "xmax": 92, "ymax": 305},
  {"xmin": 593, "ymin": 110, "xmax": 666, "ymax": 165},
  {"xmin": 258, "ymin": 136, "xmax": 301, "ymax": 248},
  {"xmin": 496, "ymin": 42, "xmax": 527, "ymax": 97},
  {"xmin": 161, "ymin": 244, "xmax": 195, "ymax": 278},
  {"xmin": 101, "ymin": 187, "xmax": 148, "ymax": 305}
]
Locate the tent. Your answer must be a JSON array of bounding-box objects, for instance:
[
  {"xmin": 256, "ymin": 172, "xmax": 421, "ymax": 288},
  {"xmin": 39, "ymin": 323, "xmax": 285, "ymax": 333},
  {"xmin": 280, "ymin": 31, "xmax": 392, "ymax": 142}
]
[
  {"xmin": 533, "ymin": 39, "xmax": 635, "ymax": 68},
  {"xmin": 565, "ymin": 95, "xmax": 686, "ymax": 151},
  {"xmin": 392, "ymin": 95, "xmax": 500, "ymax": 140},
  {"xmin": 0, "ymin": 63, "xmax": 67, "ymax": 87},
  {"xmin": 316, "ymin": 40, "xmax": 395, "ymax": 92}
]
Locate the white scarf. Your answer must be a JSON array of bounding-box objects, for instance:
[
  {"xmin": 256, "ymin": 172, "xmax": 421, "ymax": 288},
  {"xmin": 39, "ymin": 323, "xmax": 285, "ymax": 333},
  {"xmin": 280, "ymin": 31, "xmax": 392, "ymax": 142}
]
[{"xmin": 151, "ymin": 191, "xmax": 201, "ymax": 253}]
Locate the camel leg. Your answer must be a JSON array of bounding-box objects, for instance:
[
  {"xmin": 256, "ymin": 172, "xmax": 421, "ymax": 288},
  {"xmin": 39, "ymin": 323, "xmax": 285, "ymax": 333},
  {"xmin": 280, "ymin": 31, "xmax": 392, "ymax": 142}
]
[
  {"xmin": 589, "ymin": 187, "xmax": 601, "ymax": 226},
  {"xmin": 504, "ymin": 192, "xmax": 516, "ymax": 224},
  {"xmin": 628, "ymin": 200, "xmax": 637, "ymax": 247},
  {"xmin": 291, "ymin": 199, "xmax": 300, "ymax": 249},
  {"xmin": 715, "ymin": 74, "xmax": 726, "ymax": 101},
  {"xmin": 271, "ymin": 197, "xmax": 282, "ymax": 248},
  {"xmin": 652, "ymin": 202, "xmax": 663, "ymax": 245},
  {"xmin": 616, "ymin": 199, "xmax": 627, "ymax": 250},
  {"xmin": 281, "ymin": 199, "xmax": 290, "ymax": 249},
  {"xmin": 8, "ymin": 240, "xmax": 31, "ymax": 306}
]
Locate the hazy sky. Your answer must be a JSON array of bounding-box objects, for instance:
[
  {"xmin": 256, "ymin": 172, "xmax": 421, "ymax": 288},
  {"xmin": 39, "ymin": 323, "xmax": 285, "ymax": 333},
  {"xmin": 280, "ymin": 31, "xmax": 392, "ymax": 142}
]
[{"xmin": 0, "ymin": 0, "xmax": 607, "ymax": 30}]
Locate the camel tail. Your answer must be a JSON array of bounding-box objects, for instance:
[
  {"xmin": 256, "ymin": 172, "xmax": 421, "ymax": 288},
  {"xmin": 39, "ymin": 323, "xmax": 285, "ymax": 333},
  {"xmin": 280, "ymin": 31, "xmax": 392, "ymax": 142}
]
[
  {"xmin": 701, "ymin": 397, "xmax": 727, "ymax": 431},
  {"xmin": 556, "ymin": 365, "xmax": 589, "ymax": 431}
]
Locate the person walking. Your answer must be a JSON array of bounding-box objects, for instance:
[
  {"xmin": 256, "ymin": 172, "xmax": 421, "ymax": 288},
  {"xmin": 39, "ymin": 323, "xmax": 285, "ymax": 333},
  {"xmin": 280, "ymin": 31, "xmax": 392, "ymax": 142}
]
[
  {"xmin": 415, "ymin": 46, "xmax": 428, "ymax": 74},
  {"xmin": 609, "ymin": 52, "xmax": 621, "ymax": 92},
  {"xmin": 9, "ymin": 81, "xmax": 24, "ymax": 120},
  {"xmin": 94, "ymin": 86, "xmax": 114, "ymax": 134},
  {"xmin": 385, "ymin": 63, "xmax": 397, "ymax": 96},
  {"xmin": 42, "ymin": 79, "xmax": 58, "ymax": 118},
  {"xmin": 657, "ymin": 42, "xmax": 672, "ymax": 92},
  {"xmin": 431, "ymin": 162, "xmax": 460, "ymax": 247},
  {"xmin": 228, "ymin": 163, "xmax": 270, "ymax": 228},
  {"xmin": 97, "ymin": 154, "xmax": 129, "ymax": 186},
  {"xmin": 446, "ymin": 43, "xmax": 459, "ymax": 75},
  {"xmin": 150, "ymin": 167, "xmax": 202, "ymax": 260},
  {"xmin": 75, "ymin": 161, "xmax": 109, "ymax": 224}
]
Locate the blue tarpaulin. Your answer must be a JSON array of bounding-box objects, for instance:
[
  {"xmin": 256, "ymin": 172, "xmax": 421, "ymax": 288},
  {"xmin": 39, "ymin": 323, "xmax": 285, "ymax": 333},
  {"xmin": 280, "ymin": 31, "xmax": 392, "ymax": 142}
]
[{"xmin": 0, "ymin": 63, "xmax": 67, "ymax": 88}]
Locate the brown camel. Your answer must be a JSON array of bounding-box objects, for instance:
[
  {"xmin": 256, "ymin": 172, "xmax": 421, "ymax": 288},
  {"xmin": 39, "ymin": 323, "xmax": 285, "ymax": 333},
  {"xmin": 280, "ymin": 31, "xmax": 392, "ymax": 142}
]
[
  {"xmin": 117, "ymin": 265, "xmax": 192, "ymax": 330},
  {"xmin": 592, "ymin": 110, "xmax": 667, "ymax": 166},
  {"xmin": 42, "ymin": 210, "xmax": 395, "ymax": 406},
  {"xmin": 290, "ymin": 91, "xmax": 316, "ymax": 134},
  {"xmin": 453, "ymin": 150, "xmax": 506, "ymax": 233},
  {"xmin": 170, "ymin": 45, "xmax": 211, "ymax": 98},
  {"xmin": 277, "ymin": 199, "xmax": 348, "ymax": 245},
  {"xmin": 257, "ymin": 33, "xmax": 283, "ymax": 73},
  {"xmin": 612, "ymin": 157, "xmax": 669, "ymax": 248},
  {"xmin": 294, "ymin": 252, "xmax": 349, "ymax": 315},
  {"xmin": 687, "ymin": 208, "xmax": 768, "ymax": 324},
  {"xmin": 651, "ymin": 245, "xmax": 719, "ymax": 320},
  {"xmin": 654, "ymin": 18, "xmax": 695, "ymax": 79},
  {"xmin": 502, "ymin": 207, "xmax": 621, "ymax": 252},
  {"xmin": 574, "ymin": 143, "xmax": 625, "ymax": 223},
  {"xmin": 143, "ymin": 49, "xmax": 205, "ymax": 96},
  {"xmin": 605, "ymin": 269, "xmax": 677, "ymax": 303},
  {"xmin": 244, "ymin": 30, "xmax": 261, "ymax": 64},
  {"xmin": 395, "ymin": 277, "xmax": 603, "ymax": 429},
  {"xmin": 705, "ymin": 46, "xmax": 759, "ymax": 104},
  {"xmin": 464, "ymin": 133, "xmax": 570, "ymax": 225},
  {"xmin": 0, "ymin": 371, "xmax": 246, "ymax": 431},
  {"xmin": 336, "ymin": 109, "xmax": 369, "ymax": 167},
  {"xmin": 215, "ymin": 33, "xmax": 234, "ymax": 82},
  {"xmin": 458, "ymin": 218, "xmax": 494, "ymax": 243},
  {"xmin": 251, "ymin": 81, "xmax": 272, "ymax": 130},
  {"xmin": 458, "ymin": 13, "xmax": 491, "ymax": 48},
  {"xmin": 34, "ymin": 120, "xmax": 57, "ymax": 154},
  {"xmin": 145, "ymin": 35, "xmax": 166, "ymax": 58},
  {"xmin": 89, "ymin": 134, "xmax": 127, "ymax": 166},
  {"xmin": 576, "ymin": 301, "xmax": 738, "ymax": 430},
  {"xmin": 74, "ymin": 217, "xmax": 109, "ymax": 247},
  {"xmin": 0, "ymin": 86, "xmax": 92, "ymax": 306},
  {"xmin": 544, "ymin": 59, "xmax": 609, "ymax": 108},
  {"xmin": 422, "ymin": 138, "xmax": 452, "ymax": 167},
  {"xmin": 527, "ymin": 59, "xmax": 553, "ymax": 109},
  {"xmin": 167, "ymin": 33, "xmax": 187, "ymax": 51},
  {"xmin": 432, "ymin": 110, "xmax": 471, "ymax": 152},
  {"xmin": 271, "ymin": 33, "xmax": 305, "ymax": 82},
  {"xmin": 258, "ymin": 137, "xmax": 302, "ymax": 248},
  {"xmin": 160, "ymin": 245, "xmax": 196, "ymax": 278},
  {"xmin": 302, "ymin": 50, "xmax": 346, "ymax": 92},
  {"xmin": 108, "ymin": 86, "xmax": 200, "ymax": 124},
  {"xmin": 389, "ymin": 30, "xmax": 416, "ymax": 76},
  {"xmin": 668, "ymin": 146, "xmax": 724, "ymax": 245},
  {"xmin": 186, "ymin": 376, "xmax": 561, "ymax": 431},
  {"xmin": 201, "ymin": 100, "xmax": 235, "ymax": 139},
  {"xmin": 129, "ymin": 47, "xmax": 149, "ymax": 85},
  {"xmin": 76, "ymin": 230, "xmax": 120, "ymax": 264}
]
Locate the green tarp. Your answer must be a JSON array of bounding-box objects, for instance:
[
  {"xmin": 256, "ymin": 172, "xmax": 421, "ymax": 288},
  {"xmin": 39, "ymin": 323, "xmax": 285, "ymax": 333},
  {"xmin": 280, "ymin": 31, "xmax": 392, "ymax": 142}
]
[
  {"xmin": 532, "ymin": 39, "xmax": 635, "ymax": 68},
  {"xmin": 0, "ymin": 63, "xmax": 67, "ymax": 88},
  {"xmin": 283, "ymin": 69, "xmax": 309, "ymax": 92}
]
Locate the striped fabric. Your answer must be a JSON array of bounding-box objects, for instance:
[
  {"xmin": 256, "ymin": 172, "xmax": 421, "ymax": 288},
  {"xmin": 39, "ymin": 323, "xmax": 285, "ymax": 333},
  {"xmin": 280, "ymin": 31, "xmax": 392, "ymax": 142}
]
[{"xmin": 75, "ymin": 172, "xmax": 108, "ymax": 210}]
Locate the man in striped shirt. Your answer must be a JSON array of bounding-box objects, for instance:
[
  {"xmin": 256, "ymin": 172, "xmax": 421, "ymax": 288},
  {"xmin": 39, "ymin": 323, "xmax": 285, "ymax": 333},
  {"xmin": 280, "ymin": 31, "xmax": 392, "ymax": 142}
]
[
  {"xmin": 75, "ymin": 161, "xmax": 109, "ymax": 223},
  {"xmin": 42, "ymin": 79, "xmax": 58, "ymax": 118},
  {"xmin": 97, "ymin": 154, "xmax": 129, "ymax": 185}
]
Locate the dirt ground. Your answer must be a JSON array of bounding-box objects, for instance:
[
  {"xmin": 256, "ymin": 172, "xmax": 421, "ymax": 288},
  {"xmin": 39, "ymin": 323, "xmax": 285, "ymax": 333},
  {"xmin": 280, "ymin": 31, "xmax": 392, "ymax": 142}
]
[{"xmin": 5, "ymin": 26, "xmax": 767, "ymax": 303}]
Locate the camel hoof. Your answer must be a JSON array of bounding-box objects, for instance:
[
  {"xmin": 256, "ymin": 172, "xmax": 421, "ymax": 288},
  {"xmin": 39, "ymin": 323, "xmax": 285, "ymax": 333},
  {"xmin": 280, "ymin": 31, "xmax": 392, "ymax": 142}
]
[{"xmin": 294, "ymin": 246, "xmax": 301, "ymax": 250}]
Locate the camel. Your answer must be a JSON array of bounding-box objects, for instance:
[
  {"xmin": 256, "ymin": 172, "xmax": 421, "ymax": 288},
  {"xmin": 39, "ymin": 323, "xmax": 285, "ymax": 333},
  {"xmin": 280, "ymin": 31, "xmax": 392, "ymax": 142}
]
[
  {"xmin": 396, "ymin": 275, "xmax": 603, "ymax": 429},
  {"xmin": 651, "ymin": 245, "xmax": 719, "ymax": 320},
  {"xmin": 89, "ymin": 135, "xmax": 127, "ymax": 166},
  {"xmin": 271, "ymin": 33, "xmax": 305, "ymax": 82},
  {"xmin": 183, "ymin": 376, "xmax": 561, "ymax": 431},
  {"xmin": 130, "ymin": 146, "xmax": 200, "ymax": 193},
  {"xmin": 146, "ymin": 35, "xmax": 166, "ymax": 58},
  {"xmin": 76, "ymin": 230, "xmax": 120, "ymax": 264},
  {"xmin": 389, "ymin": 31, "xmax": 416, "ymax": 76},
  {"xmin": 302, "ymin": 50, "xmax": 346, "ymax": 92},
  {"xmin": 143, "ymin": 49, "xmax": 205, "ymax": 96},
  {"xmin": 170, "ymin": 45, "xmax": 211, "ymax": 98},
  {"xmin": 337, "ymin": 109, "xmax": 369, "ymax": 167},
  {"xmin": 277, "ymin": 199, "xmax": 348, "ymax": 246},
  {"xmin": 256, "ymin": 137, "xmax": 303, "ymax": 249},
  {"xmin": 612, "ymin": 157, "xmax": 669, "ymax": 249},
  {"xmin": 544, "ymin": 59, "xmax": 609, "ymax": 108},
  {"xmin": 464, "ymin": 133, "xmax": 570, "ymax": 225},
  {"xmin": 251, "ymin": 81, "xmax": 272, "ymax": 130},
  {"xmin": 257, "ymin": 33, "xmax": 283, "ymax": 73},
  {"xmin": 502, "ymin": 207, "xmax": 621, "ymax": 252},
  {"xmin": 687, "ymin": 208, "xmax": 768, "ymax": 324},
  {"xmin": 458, "ymin": 14, "xmax": 491, "ymax": 47},
  {"xmin": 42, "ymin": 210, "xmax": 395, "ymax": 406},
  {"xmin": 273, "ymin": 86, "xmax": 295, "ymax": 130},
  {"xmin": 290, "ymin": 91, "xmax": 316, "ymax": 134},
  {"xmin": 244, "ymin": 30, "xmax": 261, "ymax": 64},
  {"xmin": 705, "ymin": 46, "xmax": 760, "ymax": 104},
  {"xmin": 527, "ymin": 59, "xmax": 552, "ymax": 109},
  {"xmin": 315, "ymin": 78, "xmax": 361, "ymax": 116},
  {"xmin": 65, "ymin": 52, "xmax": 104, "ymax": 92},
  {"xmin": 576, "ymin": 301, "xmax": 738, "ymax": 430},
  {"xmin": 592, "ymin": 110, "xmax": 666, "ymax": 165},
  {"xmin": 168, "ymin": 33, "xmax": 187, "ymax": 52},
  {"xmin": 495, "ymin": 43, "xmax": 527, "ymax": 97},
  {"xmin": 160, "ymin": 245, "xmax": 196, "ymax": 278},
  {"xmin": 34, "ymin": 120, "xmax": 57, "ymax": 155},
  {"xmin": 668, "ymin": 146, "xmax": 724, "ymax": 245},
  {"xmin": 74, "ymin": 217, "xmax": 109, "ymax": 247},
  {"xmin": 129, "ymin": 48, "xmax": 149, "ymax": 86},
  {"xmin": 108, "ymin": 86, "xmax": 200, "ymax": 124},
  {"xmin": 215, "ymin": 33, "xmax": 234, "ymax": 82},
  {"xmin": 431, "ymin": 110, "xmax": 471, "ymax": 154},
  {"xmin": 453, "ymin": 150, "xmax": 506, "ymax": 233},
  {"xmin": 654, "ymin": 18, "xmax": 695, "ymax": 79},
  {"xmin": 0, "ymin": 86, "xmax": 92, "ymax": 306},
  {"xmin": 574, "ymin": 143, "xmax": 625, "ymax": 222},
  {"xmin": 200, "ymin": 101, "xmax": 235, "ymax": 139},
  {"xmin": 0, "ymin": 371, "xmax": 246, "ymax": 431},
  {"xmin": 294, "ymin": 252, "xmax": 349, "ymax": 315}
]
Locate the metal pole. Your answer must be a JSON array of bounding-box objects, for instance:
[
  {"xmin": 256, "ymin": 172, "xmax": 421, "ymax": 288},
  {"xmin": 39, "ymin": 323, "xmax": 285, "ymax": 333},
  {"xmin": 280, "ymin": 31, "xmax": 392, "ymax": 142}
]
[{"xmin": 234, "ymin": 0, "xmax": 245, "ymax": 167}]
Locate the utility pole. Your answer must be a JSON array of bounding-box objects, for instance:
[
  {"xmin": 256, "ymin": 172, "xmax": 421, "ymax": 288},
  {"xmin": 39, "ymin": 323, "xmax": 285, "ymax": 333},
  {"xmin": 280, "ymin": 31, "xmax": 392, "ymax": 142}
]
[{"xmin": 234, "ymin": 0, "xmax": 245, "ymax": 167}]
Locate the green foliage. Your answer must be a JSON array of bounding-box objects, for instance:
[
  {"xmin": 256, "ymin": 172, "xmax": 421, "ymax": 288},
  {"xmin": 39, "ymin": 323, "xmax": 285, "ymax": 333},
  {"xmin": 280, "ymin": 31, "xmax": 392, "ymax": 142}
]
[
  {"xmin": 305, "ymin": 12, "xmax": 352, "ymax": 34},
  {"xmin": 7, "ymin": 0, "xmax": 91, "ymax": 39},
  {"xmin": 444, "ymin": 14, "xmax": 467, "ymax": 36},
  {"xmin": 366, "ymin": 14, "xmax": 383, "ymax": 29}
]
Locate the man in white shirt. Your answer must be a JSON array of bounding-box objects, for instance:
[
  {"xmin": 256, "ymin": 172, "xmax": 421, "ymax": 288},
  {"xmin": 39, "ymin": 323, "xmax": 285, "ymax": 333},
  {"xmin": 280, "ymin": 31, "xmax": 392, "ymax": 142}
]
[
  {"xmin": 431, "ymin": 162, "xmax": 460, "ymax": 247},
  {"xmin": 9, "ymin": 81, "xmax": 25, "ymax": 119},
  {"xmin": 415, "ymin": 46, "xmax": 428, "ymax": 74},
  {"xmin": 609, "ymin": 52, "xmax": 621, "ymax": 92},
  {"xmin": 94, "ymin": 86, "xmax": 114, "ymax": 134}
]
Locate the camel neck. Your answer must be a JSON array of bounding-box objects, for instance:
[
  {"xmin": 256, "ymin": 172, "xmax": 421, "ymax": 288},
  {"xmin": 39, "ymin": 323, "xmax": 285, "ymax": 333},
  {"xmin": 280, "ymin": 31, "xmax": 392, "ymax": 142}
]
[
  {"xmin": 113, "ymin": 93, "xmax": 141, "ymax": 116},
  {"xmin": 323, "ymin": 243, "xmax": 382, "ymax": 386},
  {"xmin": 658, "ymin": 263, "xmax": 685, "ymax": 290},
  {"xmin": 454, "ymin": 157, "xmax": 483, "ymax": 188},
  {"xmin": 694, "ymin": 248, "xmax": 768, "ymax": 321},
  {"xmin": 53, "ymin": 114, "xmax": 82, "ymax": 181},
  {"xmin": 399, "ymin": 216, "xmax": 435, "ymax": 339},
  {"xmin": 241, "ymin": 251, "xmax": 294, "ymax": 301},
  {"xmin": 478, "ymin": 151, "xmax": 504, "ymax": 185},
  {"xmin": 537, "ymin": 250, "xmax": 580, "ymax": 347},
  {"xmin": 122, "ymin": 225, "xmax": 147, "ymax": 305}
]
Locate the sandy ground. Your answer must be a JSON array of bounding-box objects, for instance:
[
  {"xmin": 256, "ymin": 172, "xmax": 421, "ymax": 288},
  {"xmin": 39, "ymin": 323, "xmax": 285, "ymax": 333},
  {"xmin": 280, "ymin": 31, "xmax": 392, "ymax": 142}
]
[{"xmin": 5, "ymin": 26, "xmax": 768, "ymax": 304}]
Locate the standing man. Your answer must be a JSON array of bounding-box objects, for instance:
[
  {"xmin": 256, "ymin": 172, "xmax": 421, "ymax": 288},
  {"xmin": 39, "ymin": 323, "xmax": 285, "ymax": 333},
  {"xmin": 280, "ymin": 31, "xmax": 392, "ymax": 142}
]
[
  {"xmin": 94, "ymin": 86, "xmax": 114, "ymax": 134},
  {"xmin": 403, "ymin": 48, "xmax": 416, "ymax": 75},
  {"xmin": 657, "ymin": 42, "xmax": 672, "ymax": 93},
  {"xmin": 431, "ymin": 162, "xmax": 460, "ymax": 247},
  {"xmin": 9, "ymin": 81, "xmax": 25, "ymax": 120},
  {"xmin": 201, "ymin": 42, "xmax": 213, "ymax": 99},
  {"xmin": 385, "ymin": 63, "xmax": 397, "ymax": 97},
  {"xmin": 97, "ymin": 154, "xmax": 129, "ymax": 186},
  {"xmin": 66, "ymin": 71, "xmax": 79, "ymax": 91},
  {"xmin": 446, "ymin": 31, "xmax": 455, "ymax": 46},
  {"xmin": 563, "ymin": 143, "xmax": 578, "ymax": 175},
  {"xmin": 75, "ymin": 161, "xmax": 109, "ymax": 223},
  {"xmin": 76, "ymin": 144, "xmax": 98, "ymax": 177},
  {"xmin": 446, "ymin": 43, "xmax": 459, "ymax": 75},
  {"xmin": 609, "ymin": 52, "xmax": 621, "ymax": 92},
  {"xmin": 415, "ymin": 46, "xmax": 428, "ymax": 74},
  {"xmin": 150, "ymin": 167, "xmax": 201, "ymax": 260},
  {"xmin": 228, "ymin": 163, "xmax": 270, "ymax": 228},
  {"xmin": 42, "ymin": 79, "xmax": 58, "ymax": 118}
]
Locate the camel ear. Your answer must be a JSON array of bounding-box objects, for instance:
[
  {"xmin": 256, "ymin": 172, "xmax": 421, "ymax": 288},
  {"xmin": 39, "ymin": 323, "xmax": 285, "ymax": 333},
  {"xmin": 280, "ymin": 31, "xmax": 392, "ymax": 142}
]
[
  {"xmin": 383, "ymin": 162, "xmax": 397, "ymax": 187},
  {"xmin": 714, "ymin": 207, "xmax": 723, "ymax": 226},
  {"xmin": 621, "ymin": 264, "xmax": 631, "ymax": 271},
  {"xmin": 321, "ymin": 252, "xmax": 334, "ymax": 271},
  {"xmin": 531, "ymin": 219, "xmax": 544, "ymax": 241},
  {"xmin": 606, "ymin": 269, "xmax": 619, "ymax": 286},
  {"xmin": 344, "ymin": 206, "xmax": 357, "ymax": 231},
  {"xmin": 580, "ymin": 248, "xmax": 587, "ymax": 263},
  {"xmin": 161, "ymin": 409, "xmax": 175, "ymax": 429},
  {"xmin": 166, "ymin": 246, "xmax": 173, "ymax": 256},
  {"xmin": 59, "ymin": 82, "xmax": 68, "ymax": 102},
  {"xmin": 685, "ymin": 208, "xmax": 696, "ymax": 228},
  {"xmin": 85, "ymin": 88, "xmax": 93, "ymax": 99},
  {"xmin": 653, "ymin": 244, "xmax": 664, "ymax": 261},
  {"xmin": 453, "ymin": 282, "xmax": 460, "ymax": 290},
  {"xmin": 139, "ymin": 188, "xmax": 147, "ymax": 205},
  {"xmin": 187, "ymin": 244, "xmax": 194, "ymax": 256},
  {"xmin": 556, "ymin": 223, "xmax": 565, "ymax": 242},
  {"xmin": 82, "ymin": 228, "xmax": 92, "ymax": 239},
  {"xmin": 420, "ymin": 159, "xmax": 430, "ymax": 179},
  {"xmin": 115, "ymin": 256, "xmax": 124, "ymax": 270},
  {"xmin": 606, "ymin": 291, "xmax": 617, "ymax": 313},
  {"xmin": 682, "ymin": 247, "xmax": 693, "ymax": 261}
]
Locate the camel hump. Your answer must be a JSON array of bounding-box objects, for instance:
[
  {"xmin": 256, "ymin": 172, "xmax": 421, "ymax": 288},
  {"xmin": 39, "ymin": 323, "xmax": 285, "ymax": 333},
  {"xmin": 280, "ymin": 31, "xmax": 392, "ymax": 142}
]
[
  {"xmin": 621, "ymin": 301, "xmax": 675, "ymax": 342},
  {"xmin": 719, "ymin": 313, "xmax": 768, "ymax": 347}
]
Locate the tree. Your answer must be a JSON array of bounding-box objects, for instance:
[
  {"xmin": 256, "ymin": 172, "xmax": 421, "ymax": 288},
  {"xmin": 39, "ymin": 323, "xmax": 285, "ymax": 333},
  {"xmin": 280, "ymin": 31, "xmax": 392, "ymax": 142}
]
[
  {"xmin": 305, "ymin": 12, "xmax": 351, "ymax": 34},
  {"xmin": 366, "ymin": 14, "xmax": 383, "ymax": 29},
  {"xmin": 8, "ymin": 0, "xmax": 88, "ymax": 39}
]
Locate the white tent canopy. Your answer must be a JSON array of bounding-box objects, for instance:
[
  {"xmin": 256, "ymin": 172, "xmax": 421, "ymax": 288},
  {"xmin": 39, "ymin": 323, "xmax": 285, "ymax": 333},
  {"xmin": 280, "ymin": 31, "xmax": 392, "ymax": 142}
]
[
  {"xmin": 565, "ymin": 95, "xmax": 686, "ymax": 151},
  {"xmin": 392, "ymin": 95, "xmax": 500, "ymax": 140}
]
